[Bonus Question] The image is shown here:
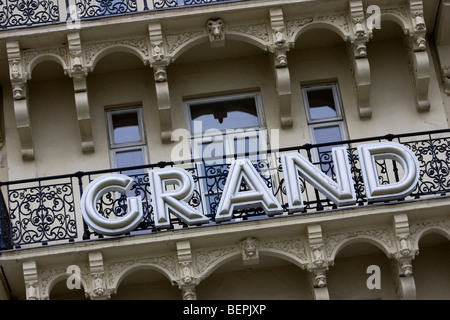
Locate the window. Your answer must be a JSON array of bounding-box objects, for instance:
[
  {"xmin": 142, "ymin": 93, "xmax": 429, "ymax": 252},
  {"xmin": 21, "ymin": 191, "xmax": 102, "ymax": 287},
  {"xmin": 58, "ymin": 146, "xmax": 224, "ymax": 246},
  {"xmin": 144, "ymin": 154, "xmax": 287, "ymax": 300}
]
[
  {"xmin": 184, "ymin": 92, "xmax": 270, "ymax": 219},
  {"xmin": 185, "ymin": 92, "xmax": 267, "ymax": 164},
  {"xmin": 302, "ymin": 83, "xmax": 348, "ymax": 173},
  {"xmin": 106, "ymin": 107, "xmax": 148, "ymax": 177}
]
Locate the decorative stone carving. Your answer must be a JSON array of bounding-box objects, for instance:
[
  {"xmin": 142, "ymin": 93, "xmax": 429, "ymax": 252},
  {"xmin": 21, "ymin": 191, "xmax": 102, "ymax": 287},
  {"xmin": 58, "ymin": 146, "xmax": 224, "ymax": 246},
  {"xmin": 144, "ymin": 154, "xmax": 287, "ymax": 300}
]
[
  {"xmin": 269, "ymin": 7, "xmax": 293, "ymax": 128},
  {"xmin": 88, "ymin": 252, "xmax": 111, "ymax": 299},
  {"xmin": 443, "ymin": 66, "xmax": 450, "ymax": 95},
  {"xmin": 6, "ymin": 41, "xmax": 34, "ymax": 160},
  {"xmin": 407, "ymin": 0, "xmax": 431, "ymax": 112},
  {"xmin": 182, "ymin": 286, "xmax": 197, "ymax": 300},
  {"xmin": 83, "ymin": 37, "xmax": 150, "ymax": 71},
  {"xmin": 206, "ymin": 18, "xmax": 225, "ymax": 47},
  {"xmin": 349, "ymin": 0, "xmax": 372, "ymax": 118},
  {"xmin": 67, "ymin": 32, "xmax": 95, "ymax": 154},
  {"xmin": 240, "ymin": 237, "xmax": 260, "ymax": 265},
  {"xmin": 23, "ymin": 261, "xmax": 39, "ymax": 300},
  {"xmin": 149, "ymin": 22, "xmax": 173, "ymax": 144}
]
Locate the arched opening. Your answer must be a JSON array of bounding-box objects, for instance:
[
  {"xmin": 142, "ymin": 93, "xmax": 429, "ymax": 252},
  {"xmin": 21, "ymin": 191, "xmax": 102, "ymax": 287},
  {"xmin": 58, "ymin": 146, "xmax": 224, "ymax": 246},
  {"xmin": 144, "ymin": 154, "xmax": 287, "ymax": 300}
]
[
  {"xmin": 49, "ymin": 278, "xmax": 87, "ymax": 300},
  {"xmin": 28, "ymin": 59, "xmax": 80, "ymax": 171},
  {"xmin": 327, "ymin": 241, "xmax": 396, "ymax": 300},
  {"xmin": 367, "ymin": 19, "xmax": 417, "ymax": 122},
  {"xmin": 196, "ymin": 255, "xmax": 312, "ymax": 300},
  {"xmin": 111, "ymin": 267, "xmax": 180, "ymax": 300},
  {"xmin": 414, "ymin": 232, "xmax": 450, "ymax": 300}
]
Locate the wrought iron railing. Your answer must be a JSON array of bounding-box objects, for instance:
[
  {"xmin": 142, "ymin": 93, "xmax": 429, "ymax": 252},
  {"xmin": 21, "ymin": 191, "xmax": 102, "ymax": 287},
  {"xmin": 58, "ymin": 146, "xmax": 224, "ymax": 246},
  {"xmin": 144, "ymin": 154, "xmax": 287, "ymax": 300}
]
[
  {"xmin": 0, "ymin": 0, "xmax": 244, "ymax": 30},
  {"xmin": 1, "ymin": 128, "xmax": 450, "ymax": 250}
]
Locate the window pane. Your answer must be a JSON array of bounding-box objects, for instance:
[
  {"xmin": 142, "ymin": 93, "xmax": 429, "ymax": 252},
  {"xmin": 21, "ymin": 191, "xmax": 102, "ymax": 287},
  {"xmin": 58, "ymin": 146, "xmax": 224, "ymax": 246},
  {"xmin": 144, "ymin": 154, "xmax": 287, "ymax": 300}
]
[
  {"xmin": 112, "ymin": 111, "xmax": 141, "ymax": 144},
  {"xmin": 306, "ymin": 88, "xmax": 337, "ymax": 120},
  {"xmin": 313, "ymin": 125, "xmax": 343, "ymax": 176},
  {"xmin": 190, "ymin": 97, "xmax": 259, "ymax": 134},
  {"xmin": 115, "ymin": 149, "xmax": 145, "ymax": 176}
]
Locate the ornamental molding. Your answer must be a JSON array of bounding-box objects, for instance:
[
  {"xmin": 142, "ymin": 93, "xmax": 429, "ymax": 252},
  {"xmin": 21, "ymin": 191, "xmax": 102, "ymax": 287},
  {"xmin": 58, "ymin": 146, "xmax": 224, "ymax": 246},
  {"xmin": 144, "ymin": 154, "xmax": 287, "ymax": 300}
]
[
  {"xmin": 39, "ymin": 264, "xmax": 89, "ymax": 300},
  {"xmin": 194, "ymin": 245, "xmax": 240, "ymax": 279},
  {"xmin": 324, "ymin": 226, "xmax": 396, "ymax": 263},
  {"xmin": 409, "ymin": 219, "xmax": 450, "ymax": 252},
  {"xmin": 285, "ymin": 13, "xmax": 351, "ymax": 44},
  {"xmin": 105, "ymin": 254, "xmax": 178, "ymax": 292},
  {"xmin": 83, "ymin": 37, "xmax": 151, "ymax": 71},
  {"xmin": 22, "ymin": 46, "xmax": 69, "ymax": 80}
]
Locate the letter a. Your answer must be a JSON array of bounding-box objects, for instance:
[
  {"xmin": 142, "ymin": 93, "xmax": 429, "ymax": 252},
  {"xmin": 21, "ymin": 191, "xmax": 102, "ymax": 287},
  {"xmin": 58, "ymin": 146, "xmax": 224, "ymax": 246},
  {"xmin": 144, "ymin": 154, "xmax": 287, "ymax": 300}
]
[{"xmin": 215, "ymin": 159, "xmax": 283, "ymax": 222}]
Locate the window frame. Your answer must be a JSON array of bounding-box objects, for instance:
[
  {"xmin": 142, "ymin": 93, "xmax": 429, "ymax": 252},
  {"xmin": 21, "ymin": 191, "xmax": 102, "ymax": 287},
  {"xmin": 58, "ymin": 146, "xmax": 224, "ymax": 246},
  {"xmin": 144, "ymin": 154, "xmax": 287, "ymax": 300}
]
[
  {"xmin": 184, "ymin": 91, "xmax": 267, "ymax": 162},
  {"xmin": 105, "ymin": 106, "xmax": 149, "ymax": 170}
]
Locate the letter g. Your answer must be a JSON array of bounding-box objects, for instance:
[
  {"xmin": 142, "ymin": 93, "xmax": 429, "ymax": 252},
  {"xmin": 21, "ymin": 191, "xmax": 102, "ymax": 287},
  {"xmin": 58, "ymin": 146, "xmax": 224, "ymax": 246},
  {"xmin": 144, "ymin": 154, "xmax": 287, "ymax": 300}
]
[{"xmin": 81, "ymin": 174, "xmax": 143, "ymax": 236}]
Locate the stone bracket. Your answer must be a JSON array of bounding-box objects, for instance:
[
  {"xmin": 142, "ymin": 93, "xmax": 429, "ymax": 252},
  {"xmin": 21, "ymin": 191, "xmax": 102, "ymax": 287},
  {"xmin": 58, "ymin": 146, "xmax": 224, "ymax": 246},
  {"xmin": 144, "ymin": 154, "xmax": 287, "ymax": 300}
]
[
  {"xmin": 408, "ymin": 0, "xmax": 431, "ymax": 112},
  {"xmin": 307, "ymin": 224, "xmax": 330, "ymax": 299},
  {"xmin": 393, "ymin": 213, "xmax": 417, "ymax": 300},
  {"xmin": 7, "ymin": 41, "xmax": 35, "ymax": 161},
  {"xmin": 269, "ymin": 7, "xmax": 293, "ymax": 128},
  {"xmin": 23, "ymin": 260, "xmax": 40, "ymax": 300},
  {"xmin": 176, "ymin": 240, "xmax": 198, "ymax": 300},
  {"xmin": 67, "ymin": 32, "xmax": 95, "ymax": 154},
  {"xmin": 88, "ymin": 251, "xmax": 111, "ymax": 299},
  {"xmin": 349, "ymin": 0, "xmax": 372, "ymax": 118},
  {"xmin": 149, "ymin": 22, "xmax": 173, "ymax": 143}
]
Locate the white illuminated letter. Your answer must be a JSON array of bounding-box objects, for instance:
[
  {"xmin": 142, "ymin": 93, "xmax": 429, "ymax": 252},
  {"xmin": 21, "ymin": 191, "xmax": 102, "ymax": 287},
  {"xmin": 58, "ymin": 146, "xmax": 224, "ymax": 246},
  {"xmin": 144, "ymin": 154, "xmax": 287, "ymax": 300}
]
[
  {"xmin": 358, "ymin": 142, "xmax": 419, "ymax": 202},
  {"xmin": 81, "ymin": 174, "xmax": 144, "ymax": 236},
  {"xmin": 215, "ymin": 159, "xmax": 283, "ymax": 222},
  {"xmin": 149, "ymin": 167, "xmax": 209, "ymax": 229},
  {"xmin": 281, "ymin": 147, "xmax": 356, "ymax": 213}
]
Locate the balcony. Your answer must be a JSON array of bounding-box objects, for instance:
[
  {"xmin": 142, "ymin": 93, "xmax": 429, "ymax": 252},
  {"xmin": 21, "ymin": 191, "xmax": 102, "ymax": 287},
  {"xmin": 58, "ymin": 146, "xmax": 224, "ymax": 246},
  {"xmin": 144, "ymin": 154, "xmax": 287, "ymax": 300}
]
[
  {"xmin": 0, "ymin": 0, "xmax": 244, "ymax": 30},
  {"xmin": 1, "ymin": 128, "xmax": 450, "ymax": 251}
]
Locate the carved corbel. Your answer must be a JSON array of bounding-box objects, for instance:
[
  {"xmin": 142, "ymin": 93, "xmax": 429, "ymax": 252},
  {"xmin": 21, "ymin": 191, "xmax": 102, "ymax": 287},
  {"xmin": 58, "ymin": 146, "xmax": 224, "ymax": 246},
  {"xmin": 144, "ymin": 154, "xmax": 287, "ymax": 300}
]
[
  {"xmin": 206, "ymin": 18, "xmax": 225, "ymax": 48},
  {"xmin": 88, "ymin": 252, "xmax": 111, "ymax": 299},
  {"xmin": 307, "ymin": 225, "xmax": 330, "ymax": 300},
  {"xmin": 240, "ymin": 237, "xmax": 260, "ymax": 266},
  {"xmin": 349, "ymin": 0, "xmax": 372, "ymax": 118},
  {"xmin": 7, "ymin": 41, "xmax": 34, "ymax": 160},
  {"xmin": 269, "ymin": 8, "xmax": 292, "ymax": 128},
  {"xmin": 149, "ymin": 22, "xmax": 173, "ymax": 143},
  {"xmin": 407, "ymin": 0, "xmax": 431, "ymax": 112},
  {"xmin": 23, "ymin": 260, "xmax": 40, "ymax": 300},
  {"xmin": 176, "ymin": 241, "xmax": 199, "ymax": 300},
  {"xmin": 442, "ymin": 66, "xmax": 450, "ymax": 95},
  {"xmin": 392, "ymin": 213, "xmax": 417, "ymax": 300},
  {"xmin": 67, "ymin": 32, "xmax": 95, "ymax": 153}
]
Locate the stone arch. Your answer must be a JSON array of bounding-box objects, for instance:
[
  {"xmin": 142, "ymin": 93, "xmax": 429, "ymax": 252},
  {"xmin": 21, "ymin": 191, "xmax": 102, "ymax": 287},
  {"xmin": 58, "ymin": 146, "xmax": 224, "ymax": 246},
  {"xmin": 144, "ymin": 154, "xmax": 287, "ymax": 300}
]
[
  {"xmin": 378, "ymin": 11, "xmax": 411, "ymax": 35},
  {"xmin": 412, "ymin": 226, "xmax": 450, "ymax": 252},
  {"xmin": 196, "ymin": 242, "xmax": 308, "ymax": 281},
  {"xmin": 86, "ymin": 43, "xmax": 149, "ymax": 72},
  {"xmin": 110, "ymin": 262, "xmax": 178, "ymax": 293},
  {"xmin": 328, "ymin": 235, "xmax": 394, "ymax": 263},
  {"xmin": 25, "ymin": 52, "xmax": 69, "ymax": 80},
  {"xmin": 288, "ymin": 17, "xmax": 351, "ymax": 46},
  {"xmin": 167, "ymin": 26, "xmax": 270, "ymax": 63},
  {"xmin": 42, "ymin": 269, "xmax": 89, "ymax": 300}
]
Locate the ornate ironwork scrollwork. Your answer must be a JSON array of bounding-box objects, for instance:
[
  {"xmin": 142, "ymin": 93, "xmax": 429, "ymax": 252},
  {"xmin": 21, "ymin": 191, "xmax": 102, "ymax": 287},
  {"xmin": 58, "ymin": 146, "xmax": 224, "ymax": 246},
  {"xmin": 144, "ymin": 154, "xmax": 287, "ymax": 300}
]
[{"xmin": 0, "ymin": 0, "xmax": 60, "ymax": 29}]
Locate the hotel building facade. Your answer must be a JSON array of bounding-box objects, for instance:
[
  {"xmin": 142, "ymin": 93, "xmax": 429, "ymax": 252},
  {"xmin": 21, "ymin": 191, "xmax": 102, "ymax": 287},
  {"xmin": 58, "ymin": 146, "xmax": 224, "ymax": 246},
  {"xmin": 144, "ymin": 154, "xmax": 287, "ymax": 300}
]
[{"xmin": 0, "ymin": 0, "xmax": 449, "ymax": 300}]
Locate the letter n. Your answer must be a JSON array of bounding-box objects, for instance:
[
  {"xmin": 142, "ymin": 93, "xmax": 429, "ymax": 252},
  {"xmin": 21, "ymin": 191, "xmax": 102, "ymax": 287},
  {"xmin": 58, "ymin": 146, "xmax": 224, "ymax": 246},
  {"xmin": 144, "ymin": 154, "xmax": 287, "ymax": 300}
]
[
  {"xmin": 281, "ymin": 147, "xmax": 356, "ymax": 213},
  {"xmin": 215, "ymin": 159, "xmax": 283, "ymax": 222},
  {"xmin": 149, "ymin": 167, "xmax": 209, "ymax": 229}
]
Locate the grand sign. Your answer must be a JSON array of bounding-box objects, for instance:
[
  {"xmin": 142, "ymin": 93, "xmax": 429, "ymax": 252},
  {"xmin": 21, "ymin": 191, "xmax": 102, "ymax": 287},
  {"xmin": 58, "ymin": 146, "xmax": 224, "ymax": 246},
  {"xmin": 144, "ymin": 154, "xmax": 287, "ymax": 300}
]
[{"xmin": 81, "ymin": 142, "xmax": 420, "ymax": 236}]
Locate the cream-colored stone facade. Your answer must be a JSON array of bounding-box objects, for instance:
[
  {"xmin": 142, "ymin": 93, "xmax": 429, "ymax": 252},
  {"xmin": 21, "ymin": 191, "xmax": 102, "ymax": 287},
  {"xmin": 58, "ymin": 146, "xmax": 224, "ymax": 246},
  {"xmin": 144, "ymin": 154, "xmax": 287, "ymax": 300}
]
[{"xmin": 0, "ymin": 0, "xmax": 449, "ymax": 300}]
